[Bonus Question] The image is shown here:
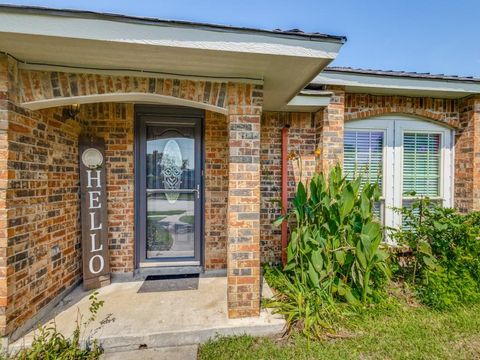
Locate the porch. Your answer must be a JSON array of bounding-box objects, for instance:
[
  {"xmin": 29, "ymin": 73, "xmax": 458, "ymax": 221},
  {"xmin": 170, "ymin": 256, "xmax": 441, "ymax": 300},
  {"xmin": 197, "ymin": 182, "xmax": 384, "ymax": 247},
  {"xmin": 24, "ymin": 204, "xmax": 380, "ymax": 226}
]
[{"xmin": 10, "ymin": 276, "xmax": 284, "ymax": 354}]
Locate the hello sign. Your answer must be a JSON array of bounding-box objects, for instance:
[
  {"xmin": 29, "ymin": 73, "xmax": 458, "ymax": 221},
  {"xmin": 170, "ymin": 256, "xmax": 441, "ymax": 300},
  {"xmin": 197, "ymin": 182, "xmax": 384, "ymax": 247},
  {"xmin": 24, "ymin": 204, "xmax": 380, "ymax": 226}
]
[{"xmin": 79, "ymin": 136, "xmax": 110, "ymax": 290}]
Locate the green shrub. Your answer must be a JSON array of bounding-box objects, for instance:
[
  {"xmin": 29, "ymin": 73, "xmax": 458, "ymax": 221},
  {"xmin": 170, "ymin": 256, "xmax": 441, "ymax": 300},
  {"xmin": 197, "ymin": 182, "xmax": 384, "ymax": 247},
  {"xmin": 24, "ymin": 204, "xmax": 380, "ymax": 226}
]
[
  {"xmin": 392, "ymin": 197, "xmax": 480, "ymax": 309},
  {"xmin": 266, "ymin": 165, "xmax": 390, "ymax": 338},
  {"xmin": 147, "ymin": 218, "xmax": 173, "ymax": 251}
]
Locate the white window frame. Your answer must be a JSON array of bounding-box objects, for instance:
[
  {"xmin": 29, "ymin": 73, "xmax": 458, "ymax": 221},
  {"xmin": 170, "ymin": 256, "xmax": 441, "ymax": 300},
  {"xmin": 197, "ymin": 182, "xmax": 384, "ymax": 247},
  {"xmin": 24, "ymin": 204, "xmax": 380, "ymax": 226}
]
[{"xmin": 344, "ymin": 115, "xmax": 454, "ymax": 231}]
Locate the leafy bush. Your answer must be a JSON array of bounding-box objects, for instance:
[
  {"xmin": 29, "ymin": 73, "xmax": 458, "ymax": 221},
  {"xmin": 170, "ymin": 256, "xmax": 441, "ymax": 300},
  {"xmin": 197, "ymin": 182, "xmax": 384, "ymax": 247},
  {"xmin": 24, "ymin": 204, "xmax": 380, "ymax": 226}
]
[
  {"xmin": 147, "ymin": 218, "xmax": 173, "ymax": 251},
  {"xmin": 10, "ymin": 292, "xmax": 104, "ymax": 360},
  {"xmin": 266, "ymin": 165, "xmax": 390, "ymax": 338},
  {"xmin": 392, "ymin": 197, "xmax": 480, "ymax": 309}
]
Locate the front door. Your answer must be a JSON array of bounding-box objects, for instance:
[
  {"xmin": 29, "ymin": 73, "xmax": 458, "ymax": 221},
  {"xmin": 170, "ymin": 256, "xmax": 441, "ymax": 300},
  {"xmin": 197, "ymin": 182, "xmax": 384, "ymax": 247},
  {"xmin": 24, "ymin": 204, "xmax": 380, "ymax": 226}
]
[{"xmin": 135, "ymin": 106, "xmax": 203, "ymax": 267}]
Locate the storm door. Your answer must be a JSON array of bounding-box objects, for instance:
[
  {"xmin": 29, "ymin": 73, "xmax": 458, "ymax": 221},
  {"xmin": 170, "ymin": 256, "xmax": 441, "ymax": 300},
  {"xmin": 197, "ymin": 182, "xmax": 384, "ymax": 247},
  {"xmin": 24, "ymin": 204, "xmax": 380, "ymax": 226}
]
[{"xmin": 135, "ymin": 107, "xmax": 203, "ymax": 267}]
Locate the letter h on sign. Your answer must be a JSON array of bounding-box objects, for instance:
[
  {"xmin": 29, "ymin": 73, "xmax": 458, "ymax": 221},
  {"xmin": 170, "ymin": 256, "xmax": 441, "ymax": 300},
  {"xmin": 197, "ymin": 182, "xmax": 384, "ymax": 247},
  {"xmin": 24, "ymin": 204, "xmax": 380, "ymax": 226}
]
[{"xmin": 79, "ymin": 136, "xmax": 110, "ymax": 290}]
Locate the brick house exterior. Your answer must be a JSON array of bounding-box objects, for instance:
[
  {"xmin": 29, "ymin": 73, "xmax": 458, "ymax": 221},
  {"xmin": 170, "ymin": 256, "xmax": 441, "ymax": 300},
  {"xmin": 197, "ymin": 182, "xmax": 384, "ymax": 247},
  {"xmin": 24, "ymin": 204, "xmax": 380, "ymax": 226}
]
[{"xmin": 0, "ymin": 5, "xmax": 480, "ymax": 342}]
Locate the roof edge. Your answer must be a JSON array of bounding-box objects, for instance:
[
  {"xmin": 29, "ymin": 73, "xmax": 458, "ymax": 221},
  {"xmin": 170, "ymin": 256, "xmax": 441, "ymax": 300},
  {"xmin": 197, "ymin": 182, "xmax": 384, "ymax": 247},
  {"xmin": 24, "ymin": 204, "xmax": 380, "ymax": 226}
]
[
  {"xmin": 0, "ymin": 4, "xmax": 347, "ymax": 44},
  {"xmin": 324, "ymin": 66, "xmax": 480, "ymax": 83}
]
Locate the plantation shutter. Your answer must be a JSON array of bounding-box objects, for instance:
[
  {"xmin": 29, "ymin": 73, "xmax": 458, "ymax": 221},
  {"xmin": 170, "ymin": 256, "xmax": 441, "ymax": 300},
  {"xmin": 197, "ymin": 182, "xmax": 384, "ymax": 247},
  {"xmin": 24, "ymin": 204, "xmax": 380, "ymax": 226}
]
[
  {"xmin": 344, "ymin": 131, "xmax": 384, "ymax": 188},
  {"xmin": 402, "ymin": 133, "xmax": 441, "ymax": 197},
  {"xmin": 343, "ymin": 131, "xmax": 384, "ymax": 222}
]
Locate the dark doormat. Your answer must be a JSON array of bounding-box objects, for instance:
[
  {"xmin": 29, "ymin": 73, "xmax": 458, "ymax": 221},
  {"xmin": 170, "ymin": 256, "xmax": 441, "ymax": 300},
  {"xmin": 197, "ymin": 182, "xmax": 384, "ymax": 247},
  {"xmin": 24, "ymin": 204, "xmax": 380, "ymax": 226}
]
[{"xmin": 137, "ymin": 274, "xmax": 200, "ymax": 293}]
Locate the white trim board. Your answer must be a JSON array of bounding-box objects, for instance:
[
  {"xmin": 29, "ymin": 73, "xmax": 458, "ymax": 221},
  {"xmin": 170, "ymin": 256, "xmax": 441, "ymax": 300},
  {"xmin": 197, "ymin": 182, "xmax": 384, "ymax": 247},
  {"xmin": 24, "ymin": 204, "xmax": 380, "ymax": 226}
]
[{"xmin": 314, "ymin": 72, "xmax": 480, "ymax": 98}]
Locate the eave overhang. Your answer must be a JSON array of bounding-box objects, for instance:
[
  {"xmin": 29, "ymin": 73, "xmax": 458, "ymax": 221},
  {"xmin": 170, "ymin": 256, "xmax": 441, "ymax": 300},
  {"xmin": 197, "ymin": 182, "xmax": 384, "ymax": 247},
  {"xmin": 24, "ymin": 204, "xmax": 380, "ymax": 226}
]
[
  {"xmin": 0, "ymin": 5, "xmax": 345, "ymax": 110},
  {"xmin": 312, "ymin": 69, "xmax": 480, "ymax": 99},
  {"xmin": 285, "ymin": 90, "xmax": 332, "ymax": 112}
]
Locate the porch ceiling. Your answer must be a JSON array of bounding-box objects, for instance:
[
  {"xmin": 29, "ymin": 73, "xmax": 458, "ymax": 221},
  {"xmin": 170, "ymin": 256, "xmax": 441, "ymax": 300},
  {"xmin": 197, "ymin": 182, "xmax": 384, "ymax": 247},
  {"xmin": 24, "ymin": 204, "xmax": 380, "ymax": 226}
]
[{"xmin": 0, "ymin": 6, "xmax": 345, "ymax": 111}]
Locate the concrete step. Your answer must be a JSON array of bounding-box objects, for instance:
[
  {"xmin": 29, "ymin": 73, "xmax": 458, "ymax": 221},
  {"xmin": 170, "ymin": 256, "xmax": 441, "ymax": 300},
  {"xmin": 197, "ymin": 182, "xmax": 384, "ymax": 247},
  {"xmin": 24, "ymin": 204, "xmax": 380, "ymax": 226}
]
[
  {"xmin": 9, "ymin": 278, "xmax": 285, "ymax": 355},
  {"xmin": 97, "ymin": 320, "xmax": 284, "ymax": 353}
]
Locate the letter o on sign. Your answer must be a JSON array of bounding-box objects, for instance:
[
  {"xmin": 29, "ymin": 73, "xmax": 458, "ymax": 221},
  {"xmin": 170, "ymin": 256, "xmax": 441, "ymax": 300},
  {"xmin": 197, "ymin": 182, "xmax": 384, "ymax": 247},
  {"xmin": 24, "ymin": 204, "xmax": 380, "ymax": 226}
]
[{"xmin": 89, "ymin": 254, "xmax": 105, "ymax": 275}]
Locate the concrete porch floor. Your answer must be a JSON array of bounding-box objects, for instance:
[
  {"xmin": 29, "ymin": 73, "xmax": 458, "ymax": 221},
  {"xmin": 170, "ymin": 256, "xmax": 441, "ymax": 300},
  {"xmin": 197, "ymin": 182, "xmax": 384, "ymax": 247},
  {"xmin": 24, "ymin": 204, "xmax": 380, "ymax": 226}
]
[{"xmin": 10, "ymin": 277, "xmax": 285, "ymax": 354}]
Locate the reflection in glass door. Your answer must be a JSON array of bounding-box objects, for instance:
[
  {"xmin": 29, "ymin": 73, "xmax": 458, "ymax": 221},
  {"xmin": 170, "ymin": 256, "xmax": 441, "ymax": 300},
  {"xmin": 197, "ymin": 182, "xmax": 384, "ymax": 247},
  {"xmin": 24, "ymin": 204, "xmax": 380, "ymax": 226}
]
[{"xmin": 136, "ymin": 109, "xmax": 202, "ymax": 266}]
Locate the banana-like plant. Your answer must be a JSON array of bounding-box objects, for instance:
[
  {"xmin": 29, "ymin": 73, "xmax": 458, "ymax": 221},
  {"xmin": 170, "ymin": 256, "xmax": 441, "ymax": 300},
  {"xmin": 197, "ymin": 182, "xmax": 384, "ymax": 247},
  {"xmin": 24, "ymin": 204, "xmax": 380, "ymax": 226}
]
[{"xmin": 274, "ymin": 164, "xmax": 390, "ymax": 306}]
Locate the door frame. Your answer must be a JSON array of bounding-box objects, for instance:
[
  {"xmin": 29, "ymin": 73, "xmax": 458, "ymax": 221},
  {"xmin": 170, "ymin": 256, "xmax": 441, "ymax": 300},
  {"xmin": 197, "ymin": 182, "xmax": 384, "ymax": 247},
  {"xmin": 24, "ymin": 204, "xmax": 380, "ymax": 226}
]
[{"xmin": 134, "ymin": 105, "xmax": 205, "ymax": 269}]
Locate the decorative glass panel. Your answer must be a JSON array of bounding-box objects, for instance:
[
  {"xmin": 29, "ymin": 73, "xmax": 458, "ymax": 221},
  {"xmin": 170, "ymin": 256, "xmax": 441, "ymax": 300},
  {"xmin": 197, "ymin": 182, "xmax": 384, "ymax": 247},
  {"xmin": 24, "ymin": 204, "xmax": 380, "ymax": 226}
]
[{"xmin": 145, "ymin": 125, "xmax": 196, "ymax": 260}]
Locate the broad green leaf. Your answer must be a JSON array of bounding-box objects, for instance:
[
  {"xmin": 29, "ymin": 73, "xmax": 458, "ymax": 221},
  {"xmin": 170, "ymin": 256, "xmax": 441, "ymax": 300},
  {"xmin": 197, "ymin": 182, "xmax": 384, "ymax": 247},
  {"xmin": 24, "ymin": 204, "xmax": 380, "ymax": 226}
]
[
  {"xmin": 360, "ymin": 192, "xmax": 370, "ymax": 219},
  {"xmin": 344, "ymin": 287, "xmax": 360, "ymax": 306},
  {"xmin": 272, "ymin": 216, "xmax": 285, "ymax": 227},
  {"xmin": 308, "ymin": 261, "xmax": 320, "ymax": 288},
  {"xmin": 423, "ymin": 255, "xmax": 437, "ymax": 269},
  {"xmin": 356, "ymin": 241, "xmax": 367, "ymax": 269},
  {"xmin": 362, "ymin": 222, "xmax": 381, "ymax": 239},
  {"xmin": 335, "ymin": 250, "xmax": 346, "ymax": 266},
  {"xmin": 340, "ymin": 185, "xmax": 355, "ymax": 218},
  {"xmin": 418, "ymin": 240, "xmax": 432, "ymax": 255},
  {"xmin": 310, "ymin": 249, "xmax": 323, "ymax": 272},
  {"xmin": 297, "ymin": 182, "xmax": 307, "ymax": 205},
  {"xmin": 433, "ymin": 221, "xmax": 448, "ymax": 231},
  {"xmin": 360, "ymin": 234, "xmax": 372, "ymax": 259},
  {"xmin": 374, "ymin": 249, "xmax": 389, "ymax": 262}
]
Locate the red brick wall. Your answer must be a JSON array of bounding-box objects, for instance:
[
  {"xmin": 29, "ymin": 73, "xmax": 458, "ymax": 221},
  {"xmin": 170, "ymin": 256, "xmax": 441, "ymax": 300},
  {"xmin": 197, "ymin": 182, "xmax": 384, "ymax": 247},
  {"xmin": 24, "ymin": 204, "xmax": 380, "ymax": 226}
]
[
  {"xmin": 344, "ymin": 93, "xmax": 459, "ymax": 127},
  {"xmin": 204, "ymin": 111, "xmax": 228, "ymax": 270},
  {"xmin": 226, "ymin": 83, "xmax": 263, "ymax": 318},
  {"xmin": 81, "ymin": 103, "xmax": 135, "ymax": 273},
  {"xmin": 456, "ymin": 96, "xmax": 480, "ymax": 211},
  {"xmin": 315, "ymin": 87, "xmax": 345, "ymax": 173},
  {"xmin": 5, "ymin": 106, "xmax": 83, "ymax": 336},
  {"xmin": 19, "ymin": 69, "xmax": 229, "ymax": 114},
  {"xmin": 0, "ymin": 102, "xmax": 136, "ymax": 337},
  {"xmin": 0, "ymin": 54, "xmax": 14, "ymax": 335},
  {"xmin": 260, "ymin": 112, "xmax": 316, "ymax": 264}
]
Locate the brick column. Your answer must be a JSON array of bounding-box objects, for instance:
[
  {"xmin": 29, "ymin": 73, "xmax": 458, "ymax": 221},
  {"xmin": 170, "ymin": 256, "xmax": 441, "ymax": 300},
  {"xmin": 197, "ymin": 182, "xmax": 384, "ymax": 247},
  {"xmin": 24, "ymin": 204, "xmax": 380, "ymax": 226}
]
[
  {"xmin": 0, "ymin": 54, "xmax": 8, "ymax": 338},
  {"xmin": 315, "ymin": 86, "xmax": 345, "ymax": 174},
  {"xmin": 456, "ymin": 95, "xmax": 480, "ymax": 212},
  {"xmin": 226, "ymin": 83, "xmax": 263, "ymax": 318},
  {"xmin": 0, "ymin": 54, "xmax": 19, "ymax": 337}
]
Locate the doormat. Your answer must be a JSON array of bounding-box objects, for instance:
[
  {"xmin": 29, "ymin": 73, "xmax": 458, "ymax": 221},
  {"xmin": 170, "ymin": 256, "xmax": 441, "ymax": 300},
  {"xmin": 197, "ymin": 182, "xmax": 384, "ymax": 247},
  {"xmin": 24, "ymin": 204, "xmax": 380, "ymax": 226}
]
[{"xmin": 137, "ymin": 274, "xmax": 200, "ymax": 293}]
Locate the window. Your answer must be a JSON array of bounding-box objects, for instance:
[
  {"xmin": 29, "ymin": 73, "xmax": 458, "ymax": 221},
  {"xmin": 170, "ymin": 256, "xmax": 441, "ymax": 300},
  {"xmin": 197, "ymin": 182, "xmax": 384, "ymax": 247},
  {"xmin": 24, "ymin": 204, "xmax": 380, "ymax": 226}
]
[
  {"xmin": 343, "ymin": 116, "xmax": 453, "ymax": 231},
  {"xmin": 344, "ymin": 130, "xmax": 385, "ymax": 222},
  {"xmin": 402, "ymin": 133, "xmax": 441, "ymax": 198},
  {"xmin": 344, "ymin": 131, "xmax": 384, "ymax": 188}
]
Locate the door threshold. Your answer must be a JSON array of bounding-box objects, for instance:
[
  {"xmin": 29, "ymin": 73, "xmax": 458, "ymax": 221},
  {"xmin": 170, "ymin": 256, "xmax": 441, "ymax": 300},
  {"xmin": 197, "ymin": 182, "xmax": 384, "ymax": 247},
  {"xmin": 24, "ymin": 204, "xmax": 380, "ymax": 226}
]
[
  {"xmin": 139, "ymin": 261, "xmax": 200, "ymax": 268},
  {"xmin": 134, "ymin": 265, "xmax": 203, "ymax": 280}
]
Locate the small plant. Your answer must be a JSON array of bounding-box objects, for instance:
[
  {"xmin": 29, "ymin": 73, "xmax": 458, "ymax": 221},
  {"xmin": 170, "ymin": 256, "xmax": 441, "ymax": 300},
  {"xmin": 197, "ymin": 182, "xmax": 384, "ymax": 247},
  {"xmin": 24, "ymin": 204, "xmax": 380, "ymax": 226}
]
[
  {"xmin": 266, "ymin": 165, "xmax": 390, "ymax": 338},
  {"xmin": 147, "ymin": 218, "xmax": 173, "ymax": 251},
  {"xmin": 11, "ymin": 291, "xmax": 104, "ymax": 360},
  {"xmin": 392, "ymin": 197, "xmax": 480, "ymax": 309}
]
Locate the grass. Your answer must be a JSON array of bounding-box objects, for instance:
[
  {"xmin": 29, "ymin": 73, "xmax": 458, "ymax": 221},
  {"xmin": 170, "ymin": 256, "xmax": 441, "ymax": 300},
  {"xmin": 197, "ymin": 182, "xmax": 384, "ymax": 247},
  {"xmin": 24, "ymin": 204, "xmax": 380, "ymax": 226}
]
[
  {"xmin": 148, "ymin": 210, "xmax": 186, "ymax": 216},
  {"xmin": 147, "ymin": 215, "xmax": 166, "ymax": 220},
  {"xmin": 198, "ymin": 303, "xmax": 480, "ymax": 360},
  {"xmin": 179, "ymin": 215, "xmax": 195, "ymax": 225}
]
